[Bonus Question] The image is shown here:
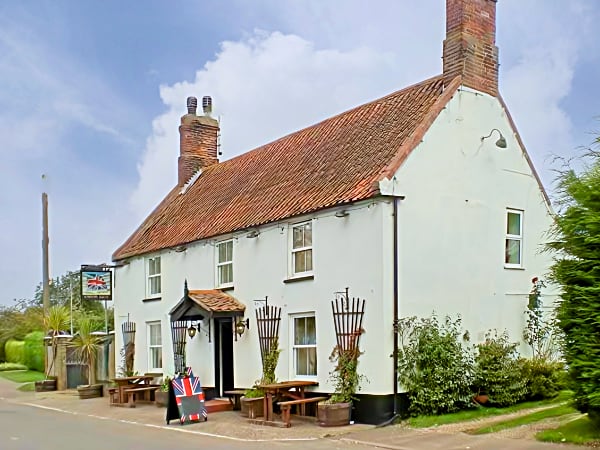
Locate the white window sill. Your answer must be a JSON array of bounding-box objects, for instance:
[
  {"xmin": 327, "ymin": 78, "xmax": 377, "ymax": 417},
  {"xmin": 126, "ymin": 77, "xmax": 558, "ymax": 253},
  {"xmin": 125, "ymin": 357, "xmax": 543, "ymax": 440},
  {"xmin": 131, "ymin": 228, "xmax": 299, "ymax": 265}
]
[
  {"xmin": 283, "ymin": 274, "xmax": 315, "ymax": 284},
  {"xmin": 504, "ymin": 265, "xmax": 525, "ymax": 270}
]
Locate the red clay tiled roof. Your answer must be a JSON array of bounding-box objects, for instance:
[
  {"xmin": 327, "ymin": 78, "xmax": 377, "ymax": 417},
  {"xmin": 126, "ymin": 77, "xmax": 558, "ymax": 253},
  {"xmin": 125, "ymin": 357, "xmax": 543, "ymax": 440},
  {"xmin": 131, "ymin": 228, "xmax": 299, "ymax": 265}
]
[
  {"xmin": 113, "ymin": 75, "xmax": 459, "ymax": 260},
  {"xmin": 187, "ymin": 290, "xmax": 246, "ymax": 313}
]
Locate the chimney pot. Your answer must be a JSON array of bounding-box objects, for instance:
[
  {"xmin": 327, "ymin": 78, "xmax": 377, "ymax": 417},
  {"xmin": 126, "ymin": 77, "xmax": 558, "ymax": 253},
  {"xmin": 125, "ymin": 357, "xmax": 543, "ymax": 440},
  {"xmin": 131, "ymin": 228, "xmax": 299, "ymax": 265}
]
[
  {"xmin": 202, "ymin": 96, "xmax": 212, "ymax": 116},
  {"xmin": 187, "ymin": 96, "xmax": 198, "ymax": 115}
]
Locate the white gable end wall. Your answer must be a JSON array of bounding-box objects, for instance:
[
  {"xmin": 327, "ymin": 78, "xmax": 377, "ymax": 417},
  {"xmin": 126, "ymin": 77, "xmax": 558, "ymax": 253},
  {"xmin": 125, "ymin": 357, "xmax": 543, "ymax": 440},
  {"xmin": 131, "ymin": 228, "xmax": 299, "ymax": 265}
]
[{"xmin": 385, "ymin": 87, "xmax": 555, "ymax": 351}]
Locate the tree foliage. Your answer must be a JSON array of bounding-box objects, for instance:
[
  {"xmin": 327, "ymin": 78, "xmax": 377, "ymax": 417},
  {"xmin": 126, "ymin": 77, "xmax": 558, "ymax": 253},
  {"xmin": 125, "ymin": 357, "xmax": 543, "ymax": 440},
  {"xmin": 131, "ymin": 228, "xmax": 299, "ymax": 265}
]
[
  {"xmin": 0, "ymin": 269, "xmax": 114, "ymax": 355},
  {"xmin": 547, "ymin": 143, "xmax": 600, "ymax": 424}
]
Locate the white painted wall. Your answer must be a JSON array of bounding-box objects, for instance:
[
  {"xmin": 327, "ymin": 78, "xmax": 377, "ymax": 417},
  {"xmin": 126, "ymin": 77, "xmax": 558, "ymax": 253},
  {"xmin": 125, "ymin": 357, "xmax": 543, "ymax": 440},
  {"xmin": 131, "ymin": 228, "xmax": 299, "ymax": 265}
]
[
  {"xmin": 382, "ymin": 87, "xmax": 556, "ymax": 354},
  {"xmin": 113, "ymin": 198, "xmax": 394, "ymax": 394}
]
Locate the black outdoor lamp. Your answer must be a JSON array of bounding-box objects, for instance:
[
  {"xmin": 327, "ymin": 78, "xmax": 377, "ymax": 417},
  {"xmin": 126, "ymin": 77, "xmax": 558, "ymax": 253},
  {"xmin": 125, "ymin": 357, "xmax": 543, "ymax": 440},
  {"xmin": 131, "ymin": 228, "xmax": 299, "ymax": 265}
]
[{"xmin": 187, "ymin": 323, "xmax": 197, "ymax": 339}]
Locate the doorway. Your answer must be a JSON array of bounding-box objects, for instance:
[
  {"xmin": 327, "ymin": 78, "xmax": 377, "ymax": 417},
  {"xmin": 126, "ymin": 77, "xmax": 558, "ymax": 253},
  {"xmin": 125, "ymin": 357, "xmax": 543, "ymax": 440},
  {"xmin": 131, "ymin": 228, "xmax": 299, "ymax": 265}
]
[{"xmin": 213, "ymin": 318, "xmax": 234, "ymax": 396}]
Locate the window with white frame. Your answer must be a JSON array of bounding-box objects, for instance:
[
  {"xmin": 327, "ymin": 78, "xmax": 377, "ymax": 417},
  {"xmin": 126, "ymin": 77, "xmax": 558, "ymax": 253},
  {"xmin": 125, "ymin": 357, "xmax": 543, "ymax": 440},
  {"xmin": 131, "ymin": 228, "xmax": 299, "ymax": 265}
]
[
  {"xmin": 147, "ymin": 256, "xmax": 161, "ymax": 297},
  {"xmin": 292, "ymin": 314, "xmax": 317, "ymax": 377},
  {"xmin": 505, "ymin": 209, "xmax": 523, "ymax": 267},
  {"xmin": 147, "ymin": 321, "xmax": 162, "ymax": 371},
  {"xmin": 291, "ymin": 221, "xmax": 313, "ymax": 275},
  {"xmin": 216, "ymin": 240, "xmax": 233, "ymax": 287}
]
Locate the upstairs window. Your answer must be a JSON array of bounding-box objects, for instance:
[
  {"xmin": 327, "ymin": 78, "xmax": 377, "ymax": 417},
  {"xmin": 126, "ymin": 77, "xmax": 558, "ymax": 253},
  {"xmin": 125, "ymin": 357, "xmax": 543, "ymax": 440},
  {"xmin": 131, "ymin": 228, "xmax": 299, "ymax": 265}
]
[
  {"xmin": 216, "ymin": 240, "xmax": 233, "ymax": 287},
  {"xmin": 147, "ymin": 256, "xmax": 161, "ymax": 297},
  {"xmin": 291, "ymin": 222, "xmax": 313, "ymax": 275},
  {"xmin": 505, "ymin": 209, "xmax": 523, "ymax": 268}
]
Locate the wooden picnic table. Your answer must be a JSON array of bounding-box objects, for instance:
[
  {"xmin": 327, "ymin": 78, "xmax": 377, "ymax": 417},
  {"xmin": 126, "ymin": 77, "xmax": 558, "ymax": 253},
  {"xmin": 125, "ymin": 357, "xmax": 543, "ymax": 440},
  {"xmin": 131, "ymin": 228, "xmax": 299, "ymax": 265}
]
[
  {"xmin": 111, "ymin": 375, "xmax": 155, "ymax": 404},
  {"xmin": 257, "ymin": 380, "xmax": 319, "ymax": 423}
]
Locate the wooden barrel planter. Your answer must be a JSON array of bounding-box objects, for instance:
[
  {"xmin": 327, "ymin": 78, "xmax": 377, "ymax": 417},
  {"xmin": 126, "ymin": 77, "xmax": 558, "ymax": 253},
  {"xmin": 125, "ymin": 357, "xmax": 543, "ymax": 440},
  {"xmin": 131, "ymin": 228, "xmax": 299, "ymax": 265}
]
[
  {"xmin": 34, "ymin": 379, "xmax": 57, "ymax": 392},
  {"xmin": 317, "ymin": 402, "xmax": 351, "ymax": 427},
  {"xmin": 155, "ymin": 390, "xmax": 168, "ymax": 407},
  {"xmin": 77, "ymin": 384, "xmax": 103, "ymax": 399},
  {"xmin": 240, "ymin": 396, "xmax": 264, "ymax": 418}
]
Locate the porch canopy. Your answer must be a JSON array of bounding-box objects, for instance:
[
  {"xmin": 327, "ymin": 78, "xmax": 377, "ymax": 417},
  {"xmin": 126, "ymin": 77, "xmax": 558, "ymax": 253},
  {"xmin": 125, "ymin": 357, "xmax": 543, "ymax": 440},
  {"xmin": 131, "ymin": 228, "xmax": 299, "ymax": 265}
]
[
  {"xmin": 169, "ymin": 287, "xmax": 246, "ymax": 323},
  {"xmin": 168, "ymin": 285, "xmax": 246, "ymax": 373}
]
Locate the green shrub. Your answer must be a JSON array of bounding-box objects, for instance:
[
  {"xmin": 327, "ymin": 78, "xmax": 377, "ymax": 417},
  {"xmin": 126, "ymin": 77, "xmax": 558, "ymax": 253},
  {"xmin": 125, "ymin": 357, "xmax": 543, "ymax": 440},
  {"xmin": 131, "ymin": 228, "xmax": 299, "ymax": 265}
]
[
  {"xmin": 398, "ymin": 315, "xmax": 474, "ymax": 416},
  {"xmin": 4, "ymin": 339, "xmax": 25, "ymax": 365},
  {"xmin": 23, "ymin": 331, "xmax": 44, "ymax": 372},
  {"xmin": 519, "ymin": 357, "xmax": 566, "ymax": 401},
  {"xmin": 473, "ymin": 331, "xmax": 526, "ymax": 406}
]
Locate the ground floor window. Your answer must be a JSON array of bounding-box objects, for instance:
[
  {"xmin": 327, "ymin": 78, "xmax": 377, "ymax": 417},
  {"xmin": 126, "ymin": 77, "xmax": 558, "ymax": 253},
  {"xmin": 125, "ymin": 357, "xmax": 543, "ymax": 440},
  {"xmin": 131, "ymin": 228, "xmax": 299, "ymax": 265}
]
[
  {"xmin": 292, "ymin": 314, "xmax": 316, "ymax": 377},
  {"xmin": 147, "ymin": 321, "xmax": 162, "ymax": 371}
]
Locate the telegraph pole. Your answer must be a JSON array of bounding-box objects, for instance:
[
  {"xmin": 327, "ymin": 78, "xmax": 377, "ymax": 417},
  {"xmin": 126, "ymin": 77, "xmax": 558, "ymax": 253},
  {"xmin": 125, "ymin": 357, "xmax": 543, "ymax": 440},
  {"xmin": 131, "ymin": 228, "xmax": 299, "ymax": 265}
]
[{"xmin": 42, "ymin": 191, "xmax": 50, "ymax": 316}]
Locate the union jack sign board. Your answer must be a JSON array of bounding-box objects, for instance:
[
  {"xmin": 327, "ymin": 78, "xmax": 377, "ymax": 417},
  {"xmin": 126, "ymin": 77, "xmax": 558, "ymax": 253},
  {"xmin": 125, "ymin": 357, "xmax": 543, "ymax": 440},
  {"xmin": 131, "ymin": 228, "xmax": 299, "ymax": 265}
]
[
  {"xmin": 80, "ymin": 266, "xmax": 112, "ymax": 300},
  {"xmin": 170, "ymin": 375, "xmax": 207, "ymax": 424}
]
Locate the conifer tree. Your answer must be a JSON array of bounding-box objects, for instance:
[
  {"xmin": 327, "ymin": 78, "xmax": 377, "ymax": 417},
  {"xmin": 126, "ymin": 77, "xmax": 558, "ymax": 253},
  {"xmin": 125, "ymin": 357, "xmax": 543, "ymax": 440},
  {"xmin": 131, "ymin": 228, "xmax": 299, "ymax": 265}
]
[{"xmin": 548, "ymin": 141, "xmax": 600, "ymax": 424}]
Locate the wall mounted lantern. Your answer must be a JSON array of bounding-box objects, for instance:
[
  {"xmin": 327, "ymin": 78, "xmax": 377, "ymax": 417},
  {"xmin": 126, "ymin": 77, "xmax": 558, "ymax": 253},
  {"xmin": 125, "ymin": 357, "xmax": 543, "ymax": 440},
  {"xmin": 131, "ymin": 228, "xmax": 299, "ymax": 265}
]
[
  {"xmin": 235, "ymin": 318, "xmax": 250, "ymax": 336},
  {"xmin": 187, "ymin": 323, "xmax": 197, "ymax": 339},
  {"xmin": 481, "ymin": 128, "xmax": 507, "ymax": 149}
]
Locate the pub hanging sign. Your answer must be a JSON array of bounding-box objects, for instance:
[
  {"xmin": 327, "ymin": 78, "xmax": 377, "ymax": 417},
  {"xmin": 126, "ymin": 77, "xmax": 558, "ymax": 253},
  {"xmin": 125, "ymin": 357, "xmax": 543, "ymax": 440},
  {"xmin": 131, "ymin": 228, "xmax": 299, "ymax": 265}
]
[{"xmin": 80, "ymin": 265, "xmax": 113, "ymax": 300}]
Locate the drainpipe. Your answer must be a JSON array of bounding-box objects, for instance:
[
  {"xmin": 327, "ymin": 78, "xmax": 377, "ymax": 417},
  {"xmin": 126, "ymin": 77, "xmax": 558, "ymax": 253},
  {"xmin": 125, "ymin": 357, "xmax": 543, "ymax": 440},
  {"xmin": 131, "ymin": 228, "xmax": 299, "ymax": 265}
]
[{"xmin": 378, "ymin": 195, "xmax": 404, "ymax": 427}]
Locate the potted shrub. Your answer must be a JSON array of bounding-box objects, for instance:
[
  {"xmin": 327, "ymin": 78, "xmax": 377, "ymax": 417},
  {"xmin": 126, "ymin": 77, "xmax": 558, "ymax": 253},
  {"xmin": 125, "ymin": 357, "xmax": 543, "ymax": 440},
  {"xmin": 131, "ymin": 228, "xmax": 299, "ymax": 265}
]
[
  {"xmin": 155, "ymin": 376, "xmax": 171, "ymax": 407},
  {"xmin": 241, "ymin": 339, "xmax": 280, "ymax": 418},
  {"xmin": 240, "ymin": 386, "xmax": 265, "ymax": 418},
  {"xmin": 70, "ymin": 318, "xmax": 104, "ymax": 399},
  {"xmin": 35, "ymin": 305, "xmax": 69, "ymax": 392},
  {"xmin": 318, "ymin": 343, "xmax": 366, "ymax": 427}
]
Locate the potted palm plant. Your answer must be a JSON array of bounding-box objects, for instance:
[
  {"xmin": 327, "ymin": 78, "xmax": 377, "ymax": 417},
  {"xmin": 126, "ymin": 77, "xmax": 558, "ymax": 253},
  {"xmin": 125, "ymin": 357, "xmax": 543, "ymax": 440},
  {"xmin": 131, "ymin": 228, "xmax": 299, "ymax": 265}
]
[
  {"xmin": 35, "ymin": 305, "xmax": 69, "ymax": 392},
  {"xmin": 70, "ymin": 318, "xmax": 104, "ymax": 399}
]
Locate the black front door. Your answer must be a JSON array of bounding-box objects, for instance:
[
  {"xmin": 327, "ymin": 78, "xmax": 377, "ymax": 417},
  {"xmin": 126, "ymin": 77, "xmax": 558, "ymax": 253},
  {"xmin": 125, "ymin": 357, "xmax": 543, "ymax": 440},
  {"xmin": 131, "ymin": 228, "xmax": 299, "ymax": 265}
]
[{"xmin": 214, "ymin": 318, "xmax": 234, "ymax": 396}]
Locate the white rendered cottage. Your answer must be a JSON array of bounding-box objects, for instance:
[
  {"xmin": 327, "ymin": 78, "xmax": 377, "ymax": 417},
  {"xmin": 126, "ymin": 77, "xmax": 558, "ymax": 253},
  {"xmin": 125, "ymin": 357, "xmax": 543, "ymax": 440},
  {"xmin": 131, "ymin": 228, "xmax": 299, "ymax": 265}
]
[{"xmin": 112, "ymin": 0, "xmax": 555, "ymax": 424}]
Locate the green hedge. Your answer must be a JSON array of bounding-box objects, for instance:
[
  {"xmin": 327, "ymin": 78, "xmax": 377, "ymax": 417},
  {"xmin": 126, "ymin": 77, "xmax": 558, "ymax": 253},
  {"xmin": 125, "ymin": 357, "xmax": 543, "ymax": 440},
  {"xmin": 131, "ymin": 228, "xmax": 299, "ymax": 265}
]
[
  {"xmin": 5, "ymin": 339, "xmax": 25, "ymax": 365},
  {"xmin": 23, "ymin": 331, "xmax": 44, "ymax": 372}
]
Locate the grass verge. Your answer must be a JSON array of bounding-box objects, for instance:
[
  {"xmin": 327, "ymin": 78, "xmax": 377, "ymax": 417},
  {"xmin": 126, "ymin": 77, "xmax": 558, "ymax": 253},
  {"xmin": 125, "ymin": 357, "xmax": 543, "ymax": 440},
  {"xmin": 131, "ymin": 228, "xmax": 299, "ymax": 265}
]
[
  {"xmin": 17, "ymin": 382, "xmax": 36, "ymax": 392},
  {"xmin": 536, "ymin": 416, "xmax": 600, "ymax": 446},
  {"xmin": 0, "ymin": 370, "xmax": 46, "ymax": 383},
  {"xmin": 468, "ymin": 404, "xmax": 577, "ymax": 434},
  {"xmin": 408, "ymin": 391, "xmax": 572, "ymax": 428}
]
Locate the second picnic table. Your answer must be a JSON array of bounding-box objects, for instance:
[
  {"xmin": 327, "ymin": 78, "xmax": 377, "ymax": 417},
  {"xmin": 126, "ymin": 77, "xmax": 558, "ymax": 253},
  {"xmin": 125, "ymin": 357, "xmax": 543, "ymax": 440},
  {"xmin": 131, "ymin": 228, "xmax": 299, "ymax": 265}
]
[{"xmin": 257, "ymin": 380, "xmax": 319, "ymax": 423}]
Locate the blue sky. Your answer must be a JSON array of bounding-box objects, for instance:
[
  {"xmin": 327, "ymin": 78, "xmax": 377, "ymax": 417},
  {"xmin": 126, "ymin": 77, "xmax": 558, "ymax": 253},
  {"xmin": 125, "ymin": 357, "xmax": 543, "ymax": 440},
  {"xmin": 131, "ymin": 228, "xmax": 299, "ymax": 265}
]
[{"xmin": 1, "ymin": 0, "xmax": 599, "ymax": 306}]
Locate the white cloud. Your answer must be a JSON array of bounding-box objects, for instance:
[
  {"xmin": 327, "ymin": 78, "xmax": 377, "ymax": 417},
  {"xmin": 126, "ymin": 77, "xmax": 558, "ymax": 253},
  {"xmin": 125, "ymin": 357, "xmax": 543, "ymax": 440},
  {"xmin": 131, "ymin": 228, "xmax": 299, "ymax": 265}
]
[
  {"xmin": 131, "ymin": 30, "xmax": 400, "ymax": 218},
  {"xmin": 132, "ymin": 0, "xmax": 593, "ymax": 216}
]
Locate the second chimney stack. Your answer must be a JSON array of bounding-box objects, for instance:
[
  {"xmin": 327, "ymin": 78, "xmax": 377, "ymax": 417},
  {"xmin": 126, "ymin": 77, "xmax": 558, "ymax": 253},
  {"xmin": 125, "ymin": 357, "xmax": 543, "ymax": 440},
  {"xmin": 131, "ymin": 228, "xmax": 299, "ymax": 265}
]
[{"xmin": 178, "ymin": 96, "xmax": 219, "ymax": 185}]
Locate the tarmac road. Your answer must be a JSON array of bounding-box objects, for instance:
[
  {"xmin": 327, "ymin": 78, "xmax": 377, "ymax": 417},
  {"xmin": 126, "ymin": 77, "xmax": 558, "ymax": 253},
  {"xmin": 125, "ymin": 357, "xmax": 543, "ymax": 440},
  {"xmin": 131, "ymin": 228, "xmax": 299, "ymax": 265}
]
[{"xmin": 0, "ymin": 377, "xmax": 585, "ymax": 450}]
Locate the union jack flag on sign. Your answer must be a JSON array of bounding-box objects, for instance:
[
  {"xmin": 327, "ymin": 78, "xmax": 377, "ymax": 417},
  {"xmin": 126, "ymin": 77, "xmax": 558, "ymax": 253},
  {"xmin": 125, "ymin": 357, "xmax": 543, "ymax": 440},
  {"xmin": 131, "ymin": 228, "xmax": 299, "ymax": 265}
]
[{"xmin": 171, "ymin": 376, "xmax": 207, "ymax": 424}]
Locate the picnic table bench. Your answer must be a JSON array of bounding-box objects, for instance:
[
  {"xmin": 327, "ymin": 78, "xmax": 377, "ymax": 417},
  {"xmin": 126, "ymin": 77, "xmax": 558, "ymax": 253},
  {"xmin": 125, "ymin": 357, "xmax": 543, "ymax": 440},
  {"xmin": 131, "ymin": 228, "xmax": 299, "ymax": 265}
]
[
  {"xmin": 277, "ymin": 397, "xmax": 328, "ymax": 427},
  {"xmin": 121, "ymin": 385, "xmax": 159, "ymax": 408}
]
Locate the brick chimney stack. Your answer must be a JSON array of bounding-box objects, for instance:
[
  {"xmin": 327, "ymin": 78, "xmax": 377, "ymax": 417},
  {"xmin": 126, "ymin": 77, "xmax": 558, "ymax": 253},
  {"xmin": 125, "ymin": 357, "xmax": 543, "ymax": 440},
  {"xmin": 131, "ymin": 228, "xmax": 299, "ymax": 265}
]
[
  {"xmin": 443, "ymin": 0, "xmax": 499, "ymax": 97},
  {"xmin": 178, "ymin": 96, "xmax": 219, "ymax": 185}
]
